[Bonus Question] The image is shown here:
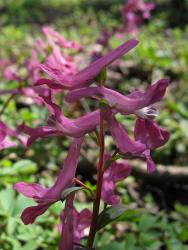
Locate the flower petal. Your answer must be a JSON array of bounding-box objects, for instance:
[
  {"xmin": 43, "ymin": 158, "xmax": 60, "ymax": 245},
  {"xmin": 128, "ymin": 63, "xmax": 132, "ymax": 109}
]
[
  {"xmin": 21, "ymin": 203, "xmax": 51, "ymax": 225},
  {"xmin": 65, "ymin": 79, "xmax": 169, "ymax": 114},
  {"xmin": 134, "ymin": 118, "xmax": 170, "ymax": 149},
  {"xmin": 59, "ymin": 194, "xmax": 74, "ymax": 250},
  {"xmin": 105, "ymin": 112, "xmax": 145, "ymax": 154},
  {"xmin": 14, "ymin": 182, "xmax": 48, "ymax": 199},
  {"xmin": 45, "ymin": 138, "xmax": 83, "ymax": 200},
  {"xmin": 39, "ymin": 39, "xmax": 139, "ymax": 90}
]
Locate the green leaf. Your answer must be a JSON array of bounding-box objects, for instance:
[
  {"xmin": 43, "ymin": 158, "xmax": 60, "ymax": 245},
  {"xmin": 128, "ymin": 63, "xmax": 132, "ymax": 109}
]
[
  {"xmin": 175, "ymin": 203, "xmax": 188, "ymax": 218},
  {"xmin": 98, "ymin": 242, "xmax": 124, "ymax": 250},
  {"xmin": 97, "ymin": 205, "xmax": 127, "ymax": 230},
  {"xmin": 13, "ymin": 160, "xmax": 37, "ymax": 174},
  {"xmin": 0, "ymin": 188, "xmax": 15, "ymax": 216},
  {"xmin": 0, "ymin": 159, "xmax": 37, "ymax": 176},
  {"xmin": 61, "ymin": 186, "xmax": 83, "ymax": 202},
  {"xmin": 138, "ymin": 214, "xmax": 157, "ymax": 232}
]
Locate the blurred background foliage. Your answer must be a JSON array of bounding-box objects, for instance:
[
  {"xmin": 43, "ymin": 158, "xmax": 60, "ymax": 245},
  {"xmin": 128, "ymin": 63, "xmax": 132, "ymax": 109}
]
[{"xmin": 0, "ymin": 0, "xmax": 188, "ymax": 249}]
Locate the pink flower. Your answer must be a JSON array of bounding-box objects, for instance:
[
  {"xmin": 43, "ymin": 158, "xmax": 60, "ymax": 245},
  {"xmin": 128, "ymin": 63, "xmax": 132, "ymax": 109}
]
[
  {"xmin": 102, "ymin": 156, "xmax": 131, "ymax": 205},
  {"xmin": 14, "ymin": 138, "xmax": 83, "ymax": 224},
  {"xmin": 65, "ymin": 79, "xmax": 169, "ymax": 172},
  {"xmin": 21, "ymin": 93, "xmax": 100, "ymax": 146},
  {"xmin": 59, "ymin": 194, "xmax": 74, "ymax": 250},
  {"xmin": 42, "ymin": 26, "xmax": 81, "ymax": 51},
  {"xmin": 65, "ymin": 79, "xmax": 169, "ymax": 115},
  {"xmin": 104, "ymin": 110, "xmax": 146, "ymax": 154},
  {"xmin": 121, "ymin": 0, "xmax": 155, "ymax": 34},
  {"xmin": 0, "ymin": 121, "xmax": 21, "ymax": 150},
  {"xmin": 134, "ymin": 118, "xmax": 170, "ymax": 172},
  {"xmin": 37, "ymin": 39, "xmax": 139, "ymax": 90},
  {"xmin": 59, "ymin": 205, "xmax": 92, "ymax": 248},
  {"xmin": 41, "ymin": 27, "xmax": 78, "ymax": 76},
  {"xmin": 0, "ymin": 27, "xmax": 79, "ymax": 106}
]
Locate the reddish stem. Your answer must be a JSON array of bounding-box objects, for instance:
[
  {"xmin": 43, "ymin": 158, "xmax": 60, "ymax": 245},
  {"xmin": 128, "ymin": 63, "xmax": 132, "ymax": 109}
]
[
  {"xmin": 87, "ymin": 112, "xmax": 105, "ymax": 248},
  {"xmin": 73, "ymin": 178, "xmax": 93, "ymax": 194}
]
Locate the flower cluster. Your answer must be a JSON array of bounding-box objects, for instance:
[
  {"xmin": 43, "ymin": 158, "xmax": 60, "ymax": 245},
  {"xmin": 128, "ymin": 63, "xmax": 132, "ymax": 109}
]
[
  {"xmin": 0, "ymin": 26, "xmax": 81, "ymax": 104},
  {"xmin": 121, "ymin": 0, "xmax": 155, "ymax": 34},
  {"xmin": 1, "ymin": 27, "xmax": 169, "ymax": 250},
  {"xmin": 92, "ymin": 0, "xmax": 155, "ymax": 61}
]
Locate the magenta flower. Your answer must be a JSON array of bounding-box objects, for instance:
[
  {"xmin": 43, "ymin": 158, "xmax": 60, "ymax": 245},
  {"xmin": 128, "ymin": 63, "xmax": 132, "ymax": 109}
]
[
  {"xmin": 96, "ymin": 29, "xmax": 112, "ymax": 48},
  {"xmin": 65, "ymin": 79, "xmax": 169, "ymax": 115},
  {"xmin": 59, "ymin": 194, "xmax": 74, "ymax": 250},
  {"xmin": 0, "ymin": 121, "xmax": 27, "ymax": 150},
  {"xmin": 37, "ymin": 39, "xmax": 139, "ymax": 90},
  {"xmin": 0, "ymin": 27, "xmax": 79, "ymax": 106},
  {"xmin": 102, "ymin": 156, "xmax": 131, "ymax": 205},
  {"xmin": 14, "ymin": 138, "xmax": 83, "ymax": 224},
  {"xmin": 42, "ymin": 26, "xmax": 81, "ymax": 51},
  {"xmin": 104, "ymin": 110, "xmax": 146, "ymax": 154},
  {"xmin": 59, "ymin": 206, "xmax": 92, "ymax": 247},
  {"xmin": 121, "ymin": 0, "xmax": 155, "ymax": 34},
  {"xmin": 72, "ymin": 208, "xmax": 92, "ymax": 244},
  {"xmin": 65, "ymin": 79, "xmax": 169, "ymax": 172},
  {"xmin": 41, "ymin": 27, "xmax": 78, "ymax": 76},
  {"xmin": 21, "ymin": 93, "xmax": 100, "ymax": 146},
  {"xmin": 134, "ymin": 118, "xmax": 169, "ymax": 172}
]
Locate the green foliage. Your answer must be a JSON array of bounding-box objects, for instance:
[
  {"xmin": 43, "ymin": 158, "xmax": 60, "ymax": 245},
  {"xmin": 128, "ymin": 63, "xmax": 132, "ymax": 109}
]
[
  {"xmin": 0, "ymin": 188, "xmax": 61, "ymax": 250},
  {"xmin": 61, "ymin": 186, "xmax": 83, "ymax": 202},
  {"xmin": 97, "ymin": 205, "xmax": 127, "ymax": 231},
  {"xmin": 96, "ymin": 209, "xmax": 188, "ymax": 250}
]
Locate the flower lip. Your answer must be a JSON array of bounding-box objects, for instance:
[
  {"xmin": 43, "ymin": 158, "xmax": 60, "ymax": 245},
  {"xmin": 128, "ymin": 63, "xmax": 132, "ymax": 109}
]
[{"xmin": 134, "ymin": 106, "xmax": 158, "ymax": 120}]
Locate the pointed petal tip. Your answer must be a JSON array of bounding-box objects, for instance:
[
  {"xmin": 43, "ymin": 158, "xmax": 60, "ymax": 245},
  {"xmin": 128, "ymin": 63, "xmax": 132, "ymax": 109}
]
[
  {"xmin": 131, "ymin": 38, "xmax": 139, "ymax": 45},
  {"xmin": 160, "ymin": 78, "xmax": 170, "ymax": 86}
]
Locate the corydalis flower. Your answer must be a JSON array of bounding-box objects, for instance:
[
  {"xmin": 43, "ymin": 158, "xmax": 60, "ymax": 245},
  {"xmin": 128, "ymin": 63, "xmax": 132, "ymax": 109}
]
[
  {"xmin": 102, "ymin": 157, "xmax": 131, "ymax": 205},
  {"xmin": 37, "ymin": 39, "xmax": 139, "ymax": 90},
  {"xmin": 59, "ymin": 194, "xmax": 74, "ymax": 250},
  {"xmin": 21, "ymin": 93, "xmax": 100, "ymax": 146},
  {"xmin": 59, "ymin": 205, "xmax": 92, "ymax": 249},
  {"xmin": 121, "ymin": 0, "xmax": 155, "ymax": 34},
  {"xmin": 14, "ymin": 138, "xmax": 83, "ymax": 224},
  {"xmin": 0, "ymin": 27, "xmax": 80, "ymax": 106},
  {"xmin": 0, "ymin": 121, "xmax": 17, "ymax": 150},
  {"xmin": 65, "ymin": 79, "xmax": 169, "ymax": 115},
  {"xmin": 65, "ymin": 79, "xmax": 169, "ymax": 172},
  {"xmin": 134, "ymin": 118, "xmax": 169, "ymax": 172},
  {"xmin": 41, "ymin": 27, "xmax": 79, "ymax": 76}
]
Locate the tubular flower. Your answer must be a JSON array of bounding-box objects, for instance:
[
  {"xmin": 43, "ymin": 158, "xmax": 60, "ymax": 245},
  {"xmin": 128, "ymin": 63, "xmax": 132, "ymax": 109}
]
[
  {"xmin": 103, "ymin": 110, "xmax": 146, "ymax": 154},
  {"xmin": 59, "ymin": 206, "xmax": 92, "ymax": 248},
  {"xmin": 42, "ymin": 26, "xmax": 81, "ymax": 51},
  {"xmin": 0, "ymin": 27, "xmax": 80, "ymax": 105},
  {"xmin": 65, "ymin": 79, "xmax": 169, "ymax": 115},
  {"xmin": 65, "ymin": 78, "xmax": 169, "ymax": 172},
  {"xmin": 134, "ymin": 118, "xmax": 170, "ymax": 172},
  {"xmin": 21, "ymin": 93, "xmax": 100, "ymax": 146},
  {"xmin": 59, "ymin": 194, "xmax": 74, "ymax": 250},
  {"xmin": 41, "ymin": 27, "xmax": 79, "ymax": 76},
  {"xmin": 14, "ymin": 138, "xmax": 83, "ymax": 224},
  {"xmin": 0, "ymin": 121, "xmax": 28, "ymax": 150},
  {"xmin": 37, "ymin": 39, "xmax": 139, "ymax": 90},
  {"xmin": 0, "ymin": 121, "xmax": 17, "ymax": 150},
  {"xmin": 121, "ymin": 0, "xmax": 155, "ymax": 34},
  {"xmin": 102, "ymin": 156, "xmax": 131, "ymax": 205}
]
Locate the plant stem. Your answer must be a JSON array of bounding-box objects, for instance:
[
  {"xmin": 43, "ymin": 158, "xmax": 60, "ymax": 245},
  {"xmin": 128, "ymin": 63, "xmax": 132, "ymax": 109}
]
[
  {"xmin": 87, "ymin": 111, "xmax": 105, "ymax": 249},
  {"xmin": 0, "ymin": 93, "xmax": 16, "ymax": 116}
]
